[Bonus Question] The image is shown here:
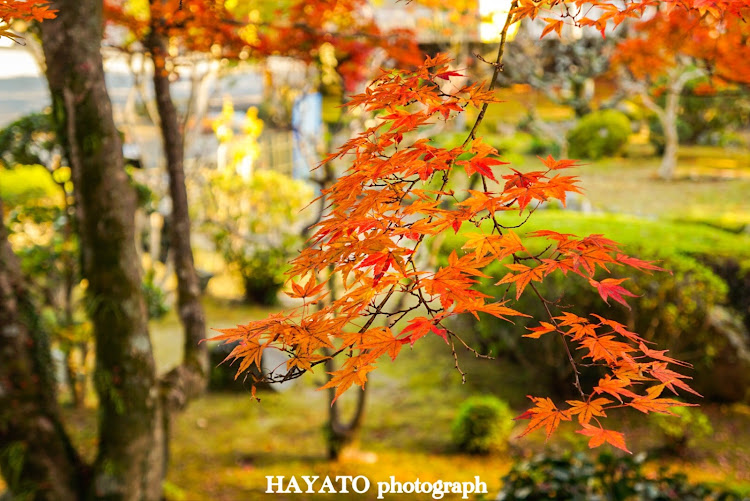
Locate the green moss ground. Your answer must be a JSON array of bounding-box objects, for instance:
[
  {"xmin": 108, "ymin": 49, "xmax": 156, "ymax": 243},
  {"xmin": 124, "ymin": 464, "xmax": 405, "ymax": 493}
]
[
  {"xmin": 45, "ymin": 296, "xmax": 750, "ymax": 500},
  {"xmin": 4, "ymin": 140, "xmax": 750, "ymax": 499}
]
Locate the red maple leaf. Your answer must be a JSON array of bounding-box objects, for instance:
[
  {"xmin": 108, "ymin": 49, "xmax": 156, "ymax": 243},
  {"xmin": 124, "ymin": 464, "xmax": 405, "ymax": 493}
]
[{"xmin": 589, "ymin": 278, "xmax": 638, "ymax": 309}]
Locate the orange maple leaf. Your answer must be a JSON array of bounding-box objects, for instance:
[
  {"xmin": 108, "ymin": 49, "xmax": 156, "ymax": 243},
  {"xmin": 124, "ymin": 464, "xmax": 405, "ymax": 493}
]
[
  {"xmin": 539, "ymin": 155, "xmax": 580, "ymax": 170},
  {"xmin": 566, "ymin": 398, "xmax": 612, "ymax": 424},
  {"xmin": 400, "ymin": 316, "xmax": 448, "ymax": 345},
  {"xmin": 319, "ymin": 359, "xmax": 376, "ymax": 405},
  {"xmin": 629, "ymin": 384, "xmax": 697, "ymax": 415},
  {"xmin": 524, "ymin": 321, "xmax": 557, "ymax": 339},
  {"xmin": 577, "ymin": 423, "xmax": 632, "ymax": 453},
  {"xmin": 516, "ymin": 396, "xmax": 571, "ymax": 440},
  {"xmin": 616, "ymin": 253, "xmax": 668, "ymax": 274},
  {"xmin": 225, "ymin": 340, "xmax": 267, "ymax": 380},
  {"xmin": 358, "ymin": 327, "xmax": 405, "ymax": 361},
  {"xmin": 594, "ymin": 375, "xmax": 638, "ymax": 402},
  {"xmin": 639, "ymin": 342, "xmax": 692, "ymax": 368},
  {"xmin": 288, "ymin": 275, "xmax": 327, "ymax": 299},
  {"xmin": 579, "ymin": 335, "xmax": 636, "ymax": 364},
  {"xmin": 648, "ymin": 362, "xmax": 702, "ymax": 397},
  {"xmin": 496, "ymin": 263, "xmax": 547, "ymax": 299}
]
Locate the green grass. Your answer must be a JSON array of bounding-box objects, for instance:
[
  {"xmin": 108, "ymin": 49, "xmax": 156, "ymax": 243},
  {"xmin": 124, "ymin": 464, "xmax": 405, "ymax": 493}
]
[
  {"xmin": 46, "ymin": 308, "xmax": 750, "ymax": 500},
  {"xmin": 496, "ymin": 148, "xmax": 750, "ymax": 224},
  {"xmin": 160, "ymin": 326, "xmax": 750, "ymax": 500},
  {"xmin": 444, "ymin": 211, "xmax": 750, "ymax": 263}
]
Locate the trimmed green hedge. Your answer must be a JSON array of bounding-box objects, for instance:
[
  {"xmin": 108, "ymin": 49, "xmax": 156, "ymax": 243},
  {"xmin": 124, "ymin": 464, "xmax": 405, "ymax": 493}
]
[{"xmin": 438, "ymin": 212, "xmax": 750, "ymax": 401}]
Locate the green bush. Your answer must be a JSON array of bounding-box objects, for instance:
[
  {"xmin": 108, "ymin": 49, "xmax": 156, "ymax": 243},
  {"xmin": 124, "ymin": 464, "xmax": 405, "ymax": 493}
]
[
  {"xmin": 451, "ymin": 395, "xmax": 514, "ymax": 454},
  {"xmin": 0, "ymin": 165, "xmax": 60, "ymax": 207},
  {"xmin": 236, "ymin": 247, "xmax": 290, "ymax": 305},
  {"xmin": 497, "ymin": 452, "xmax": 743, "ymax": 500},
  {"xmin": 650, "ymin": 406, "xmax": 714, "ymax": 456},
  {"xmin": 567, "ymin": 109, "xmax": 631, "ymax": 160},
  {"xmin": 439, "ymin": 212, "xmax": 750, "ymax": 401},
  {"xmin": 201, "ymin": 169, "xmax": 314, "ymax": 305}
]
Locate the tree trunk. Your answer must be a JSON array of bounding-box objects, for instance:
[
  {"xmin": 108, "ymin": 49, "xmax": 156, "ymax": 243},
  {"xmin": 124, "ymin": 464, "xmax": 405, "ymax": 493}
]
[
  {"xmin": 146, "ymin": 13, "xmax": 208, "ymax": 398},
  {"xmin": 658, "ymin": 87, "xmax": 680, "ymax": 181},
  {"xmin": 653, "ymin": 66, "xmax": 702, "ymax": 181},
  {"xmin": 324, "ymin": 357, "xmax": 368, "ymax": 461},
  {"xmin": 40, "ymin": 1, "xmax": 165, "ymax": 498},
  {"xmin": 63, "ymin": 348, "xmax": 83, "ymax": 408},
  {"xmin": 0, "ymin": 199, "xmax": 85, "ymax": 501}
]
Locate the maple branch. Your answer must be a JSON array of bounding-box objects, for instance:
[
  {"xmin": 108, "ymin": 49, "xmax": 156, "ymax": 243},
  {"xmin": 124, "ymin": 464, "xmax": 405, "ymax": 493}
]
[
  {"xmin": 291, "ymin": 21, "xmax": 521, "ymax": 370},
  {"xmin": 465, "ymin": 0, "xmax": 518, "ymax": 144},
  {"xmin": 529, "ymin": 282, "xmax": 586, "ymax": 399},
  {"xmin": 448, "ymin": 328, "xmax": 495, "ymax": 361},
  {"xmin": 449, "ymin": 335, "xmax": 467, "ymax": 384}
]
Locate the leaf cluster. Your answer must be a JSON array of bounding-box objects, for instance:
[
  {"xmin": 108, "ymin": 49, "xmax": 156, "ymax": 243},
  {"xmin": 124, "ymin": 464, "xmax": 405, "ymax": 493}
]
[{"xmin": 211, "ymin": 0, "xmax": 750, "ymax": 451}]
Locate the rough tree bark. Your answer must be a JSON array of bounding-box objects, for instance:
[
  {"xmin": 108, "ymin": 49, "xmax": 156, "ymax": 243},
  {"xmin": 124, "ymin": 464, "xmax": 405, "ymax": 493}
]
[
  {"xmin": 40, "ymin": 0, "xmax": 165, "ymax": 498},
  {"xmin": 0, "ymin": 198, "xmax": 86, "ymax": 500},
  {"xmin": 146, "ymin": 6, "xmax": 208, "ymax": 400}
]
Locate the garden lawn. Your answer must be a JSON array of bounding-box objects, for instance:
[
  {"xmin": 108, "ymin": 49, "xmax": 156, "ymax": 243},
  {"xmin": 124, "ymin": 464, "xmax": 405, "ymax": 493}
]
[
  {"xmin": 506, "ymin": 146, "xmax": 750, "ymax": 225},
  {"xmin": 158, "ymin": 325, "xmax": 750, "ymax": 500},
  {"xmin": 49, "ymin": 297, "xmax": 750, "ymax": 500}
]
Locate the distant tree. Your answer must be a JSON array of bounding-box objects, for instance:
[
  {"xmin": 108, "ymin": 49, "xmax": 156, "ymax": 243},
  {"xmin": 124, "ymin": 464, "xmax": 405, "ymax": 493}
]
[
  {"xmin": 498, "ymin": 22, "xmax": 623, "ymax": 156},
  {"xmin": 613, "ymin": 6, "xmax": 750, "ymax": 180},
  {"xmin": 104, "ymin": 0, "xmax": 253, "ymax": 392}
]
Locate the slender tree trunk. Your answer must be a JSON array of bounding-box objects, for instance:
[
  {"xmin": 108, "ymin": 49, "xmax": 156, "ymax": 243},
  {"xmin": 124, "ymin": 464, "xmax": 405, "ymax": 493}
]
[
  {"xmin": 628, "ymin": 66, "xmax": 703, "ymax": 182},
  {"xmin": 146, "ymin": 11, "xmax": 208, "ymax": 398},
  {"xmin": 324, "ymin": 357, "xmax": 368, "ymax": 460},
  {"xmin": 0, "ymin": 199, "xmax": 85, "ymax": 501},
  {"xmin": 64, "ymin": 349, "xmax": 83, "ymax": 407},
  {"xmin": 658, "ymin": 88, "xmax": 680, "ymax": 181},
  {"xmin": 40, "ymin": 1, "xmax": 165, "ymax": 498}
]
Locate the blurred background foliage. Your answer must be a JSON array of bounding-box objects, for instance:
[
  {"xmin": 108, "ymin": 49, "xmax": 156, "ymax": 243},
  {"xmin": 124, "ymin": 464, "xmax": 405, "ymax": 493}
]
[{"xmin": 2, "ymin": 3, "xmax": 750, "ymax": 497}]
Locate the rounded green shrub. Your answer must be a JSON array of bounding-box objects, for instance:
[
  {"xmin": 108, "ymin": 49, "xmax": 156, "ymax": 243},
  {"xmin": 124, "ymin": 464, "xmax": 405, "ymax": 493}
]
[
  {"xmin": 451, "ymin": 395, "xmax": 514, "ymax": 454},
  {"xmin": 567, "ymin": 109, "xmax": 631, "ymax": 160}
]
